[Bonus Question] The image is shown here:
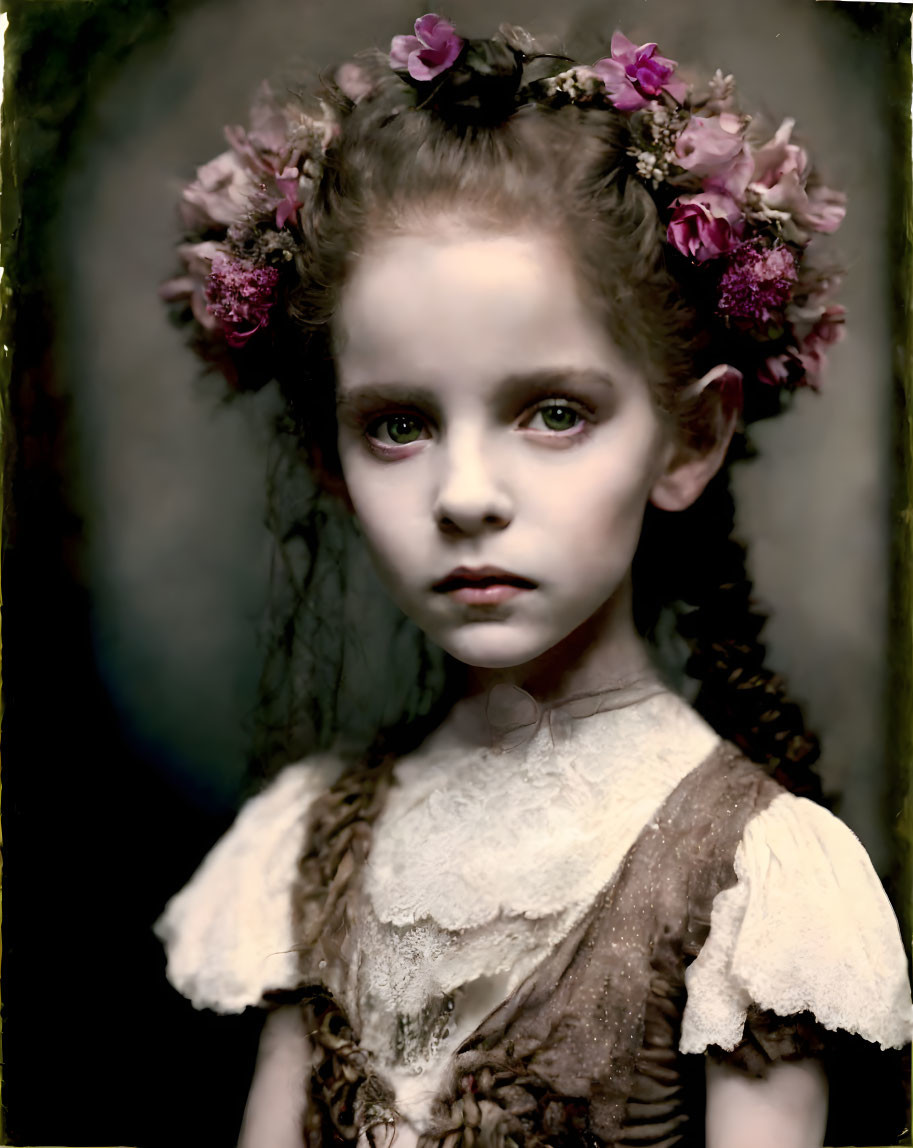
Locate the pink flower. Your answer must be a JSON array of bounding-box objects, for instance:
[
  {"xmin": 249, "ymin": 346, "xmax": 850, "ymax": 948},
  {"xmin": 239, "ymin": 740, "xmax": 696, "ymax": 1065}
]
[
  {"xmin": 667, "ymin": 190, "xmax": 745, "ymax": 262},
  {"xmin": 205, "ymin": 254, "xmax": 279, "ymax": 346},
  {"xmin": 717, "ymin": 241, "xmax": 798, "ymax": 326},
  {"xmin": 160, "ymin": 240, "xmax": 226, "ymax": 331},
  {"xmin": 335, "ymin": 62, "xmax": 373, "ymax": 104},
  {"xmin": 674, "ymin": 113, "xmax": 752, "ymax": 196},
  {"xmin": 180, "ymin": 151, "xmax": 261, "ymax": 231},
  {"xmin": 593, "ymin": 31, "xmax": 688, "ymax": 111},
  {"xmin": 275, "ymin": 166, "xmax": 304, "ymax": 229},
  {"xmin": 747, "ymin": 120, "xmax": 846, "ymax": 237},
  {"xmin": 796, "ymin": 304, "xmax": 846, "ymax": 386},
  {"xmin": 390, "ymin": 14, "xmax": 464, "ymax": 82},
  {"xmin": 800, "ymin": 185, "xmax": 846, "ymax": 235},
  {"xmin": 751, "ymin": 118, "xmax": 808, "ymax": 208},
  {"xmin": 757, "ymin": 353, "xmax": 795, "ymax": 387}
]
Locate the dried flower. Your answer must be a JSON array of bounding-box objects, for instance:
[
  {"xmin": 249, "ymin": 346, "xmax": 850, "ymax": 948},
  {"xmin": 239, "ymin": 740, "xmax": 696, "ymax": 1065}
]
[
  {"xmin": 204, "ymin": 254, "xmax": 279, "ymax": 346},
  {"xmin": 717, "ymin": 241, "xmax": 798, "ymax": 327}
]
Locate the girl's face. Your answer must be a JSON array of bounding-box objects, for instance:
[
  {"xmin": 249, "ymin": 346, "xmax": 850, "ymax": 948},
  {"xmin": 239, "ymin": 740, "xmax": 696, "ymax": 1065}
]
[{"xmin": 334, "ymin": 225, "xmax": 677, "ymax": 671}]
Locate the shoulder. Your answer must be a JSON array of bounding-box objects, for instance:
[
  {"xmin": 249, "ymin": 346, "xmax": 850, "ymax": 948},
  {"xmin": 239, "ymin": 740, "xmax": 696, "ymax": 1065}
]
[
  {"xmin": 155, "ymin": 753, "xmax": 346, "ymax": 1013},
  {"xmin": 681, "ymin": 789, "xmax": 913, "ymax": 1054}
]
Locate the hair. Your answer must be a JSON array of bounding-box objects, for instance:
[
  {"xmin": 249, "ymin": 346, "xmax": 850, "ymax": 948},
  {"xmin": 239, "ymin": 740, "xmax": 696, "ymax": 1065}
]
[{"xmin": 171, "ymin": 44, "xmax": 825, "ymax": 802}]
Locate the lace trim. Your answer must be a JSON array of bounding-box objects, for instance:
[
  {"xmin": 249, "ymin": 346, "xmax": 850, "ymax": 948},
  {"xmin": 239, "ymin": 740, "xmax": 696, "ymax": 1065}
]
[
  {"xmin": 680, "ymin": 791, "xmax": 913, "ymax": 1053},
  {"xmin": 366, "ymin": 692, "xmax": 720, "ymax": 929},
  {"xmin": 155, "ymin": 755, "xmax": 344, "ymax": 1012}
]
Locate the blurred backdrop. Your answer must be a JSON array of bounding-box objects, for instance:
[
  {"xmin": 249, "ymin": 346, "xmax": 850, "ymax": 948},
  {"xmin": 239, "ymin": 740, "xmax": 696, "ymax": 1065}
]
[{"xmin": 4, "ymin": 0, "xmax": 909, "ymax": 1144}]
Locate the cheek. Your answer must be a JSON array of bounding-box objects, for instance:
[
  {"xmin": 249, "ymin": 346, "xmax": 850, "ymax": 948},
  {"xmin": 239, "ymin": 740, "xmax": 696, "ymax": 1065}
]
[{"xmin": 534, "ymin": 452, "xmax": 658, "ymax": 551}]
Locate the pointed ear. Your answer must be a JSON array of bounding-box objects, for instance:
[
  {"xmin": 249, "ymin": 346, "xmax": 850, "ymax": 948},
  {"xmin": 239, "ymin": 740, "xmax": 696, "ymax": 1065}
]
[{"xmin": 650, "ymin": 365, "xmax": 742, "ymax": 512}]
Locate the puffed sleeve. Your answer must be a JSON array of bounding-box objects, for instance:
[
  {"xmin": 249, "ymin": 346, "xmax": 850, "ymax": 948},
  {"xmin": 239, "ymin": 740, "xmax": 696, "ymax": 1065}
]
[
  {"xmin": 679, "ymin": 791, "xmax": 913, "ymax": 1057},
  {"xmin": 154, "ymin": 755, "xmax": 344, "ymax": 1014}
]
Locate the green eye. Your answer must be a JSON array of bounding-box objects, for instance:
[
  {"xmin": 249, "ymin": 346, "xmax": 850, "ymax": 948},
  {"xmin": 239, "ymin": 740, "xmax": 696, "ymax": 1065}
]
[
  {"xmin": 385, "ymin": 414, "xmax": 424, "ymax": 444},
  {"xmin": 539, "ymin": 405, "xmax": 579, "ymax": 432}
]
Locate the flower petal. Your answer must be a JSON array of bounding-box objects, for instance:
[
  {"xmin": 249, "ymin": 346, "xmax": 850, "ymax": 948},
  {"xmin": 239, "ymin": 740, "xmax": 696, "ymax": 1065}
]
[
  {"xmin": 415, "ymin": 13, "xmax": 455, "ymax": 49},
  {"xmin": 390, "ymin": 34, "xmax": 422, "ymax": 69},
  {"xmin": 593, "ymin": 58, "xmax": 648, "ymax": 110},
  {"xmin": 662, "ymin": 76, "xmax": 689, "ymax": 104},
  {"xmin": 610, "ymin": 31, "xmax": 640, "ymax": 66}
]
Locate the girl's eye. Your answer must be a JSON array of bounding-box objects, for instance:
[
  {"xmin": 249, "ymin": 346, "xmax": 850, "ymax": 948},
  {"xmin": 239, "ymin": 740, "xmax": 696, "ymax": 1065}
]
[
  {"xmin": 367, "ymin": 413, "xmax": 429, "ymax": 446},
  {"xmin": 524, "ymin": 401, "xmax": 589, "ymax": 434}
]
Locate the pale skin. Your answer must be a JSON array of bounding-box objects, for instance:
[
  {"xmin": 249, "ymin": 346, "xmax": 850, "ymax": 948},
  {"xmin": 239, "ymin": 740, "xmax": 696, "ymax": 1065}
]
[{"xmin": 238, "ymin": 223, "xmax": 828, "ymax": 1146}]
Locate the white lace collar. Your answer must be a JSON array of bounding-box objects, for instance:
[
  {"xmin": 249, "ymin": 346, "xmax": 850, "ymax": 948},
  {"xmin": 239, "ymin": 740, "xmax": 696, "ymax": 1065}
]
[{"xmin": 365, "ymin": 688, "xmax": 721, "ymax": 931}]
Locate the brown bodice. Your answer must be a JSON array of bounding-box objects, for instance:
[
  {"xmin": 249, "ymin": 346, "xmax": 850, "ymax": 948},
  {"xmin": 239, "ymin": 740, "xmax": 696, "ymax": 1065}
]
[{"xmin": 290, "ymin": 741, "xmax": 790, "ymax": 1147}]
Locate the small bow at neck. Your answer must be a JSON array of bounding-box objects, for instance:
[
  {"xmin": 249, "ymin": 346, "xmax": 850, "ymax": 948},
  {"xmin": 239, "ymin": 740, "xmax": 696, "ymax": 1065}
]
[{"xmin": 482, "ymin": 674, "xmax": 669, "ymax": 752}]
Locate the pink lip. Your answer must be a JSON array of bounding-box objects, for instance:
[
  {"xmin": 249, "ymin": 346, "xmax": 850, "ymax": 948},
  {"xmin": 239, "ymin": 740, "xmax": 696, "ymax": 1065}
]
[
  {"xmin": 432, "ymin": 565, "xmax": 537, "ymax": 605},
  {"xmin": 448, "ymin": 584, "xmax": 530, "ymax": 605}
]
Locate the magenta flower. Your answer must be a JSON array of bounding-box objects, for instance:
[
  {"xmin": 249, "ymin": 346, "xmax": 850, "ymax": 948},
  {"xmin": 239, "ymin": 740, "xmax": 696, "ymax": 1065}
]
[
  {"xmin": 205, "ymin": 254, "xmax": 279, "ymax": 347},
  {"xmin": 593, "ymin": 31, "xmax": 688, "ymax": 111},
  {"xmin": 717, "ymin": 242, "xmax": 798, "ymax": 326},
  {"xmin": 390, "ymin": 14, "xmax": 464, "ymax": 82},
  {"xmin": 667, "ymin": 190, "xmax": 744, "ymax": 262},
  {"xmin": 674, "ymin": 113, "xmax": 752, "ymax": 196}
]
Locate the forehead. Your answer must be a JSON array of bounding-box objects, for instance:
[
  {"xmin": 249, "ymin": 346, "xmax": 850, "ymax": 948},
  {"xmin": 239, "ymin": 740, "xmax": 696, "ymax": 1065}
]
[{"xmin": 334, "ymin": 227, "xmax": 638, "ymax": 389}]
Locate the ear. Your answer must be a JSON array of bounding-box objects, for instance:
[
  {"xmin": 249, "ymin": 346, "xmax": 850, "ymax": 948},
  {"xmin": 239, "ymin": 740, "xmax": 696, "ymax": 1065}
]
[{"xmin": 650, "ymin": 365, "xmax": 742, "ymax": 512}]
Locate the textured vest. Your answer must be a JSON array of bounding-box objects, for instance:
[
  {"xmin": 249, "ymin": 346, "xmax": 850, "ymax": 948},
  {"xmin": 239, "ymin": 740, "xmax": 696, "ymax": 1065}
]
[{"xmin": 289, "ymin": 741, "xmax": 787, "ymax": 1147}]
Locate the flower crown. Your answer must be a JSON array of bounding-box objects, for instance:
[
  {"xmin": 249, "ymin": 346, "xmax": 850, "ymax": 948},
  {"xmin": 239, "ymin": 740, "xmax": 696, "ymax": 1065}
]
[{"xmin": 161, "ymin": 17, "xmax": 846, "ymax": 395}]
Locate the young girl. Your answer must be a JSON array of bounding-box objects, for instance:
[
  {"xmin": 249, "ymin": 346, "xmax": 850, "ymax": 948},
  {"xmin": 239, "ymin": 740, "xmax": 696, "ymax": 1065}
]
[{"xmin": 156, "ymin": 18, "xmax": 912, "ymax": 1147}]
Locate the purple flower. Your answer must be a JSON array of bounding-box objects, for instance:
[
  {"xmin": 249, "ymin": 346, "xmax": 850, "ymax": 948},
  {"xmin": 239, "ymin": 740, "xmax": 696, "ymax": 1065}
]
[
  {"xmin": 674, "ymin": 113, "xmax": 752, "ymax": 196},
  {"xmin": 593, "ymin": 31, "xmax": 688, "ymax": 112},
  {"xmin": 204, "ymin": 254, "xmax": 279, "ymax": 346},
  {"xmin": 390, "ymin": 14, "xmax": 464, "ymax": 82},
  {"xmin": 717, "ymin": 241, "xmax": 798, "ymax": 326},
  {"xmin": 667, "ymin": 190, "xmax": 744, "ymax": 262}
]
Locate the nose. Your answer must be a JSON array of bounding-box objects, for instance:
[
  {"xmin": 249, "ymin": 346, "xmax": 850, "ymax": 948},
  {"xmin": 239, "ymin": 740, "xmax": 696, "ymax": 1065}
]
[{"xmin": 433, "ymin": 434, "xmax": 513, "ymax": 536}]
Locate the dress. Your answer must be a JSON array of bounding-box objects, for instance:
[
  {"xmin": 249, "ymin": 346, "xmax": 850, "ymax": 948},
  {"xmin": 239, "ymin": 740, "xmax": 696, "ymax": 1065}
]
[{"xmin": 156, "ymin": 687, "xmax": 913, "ymax": 1146}]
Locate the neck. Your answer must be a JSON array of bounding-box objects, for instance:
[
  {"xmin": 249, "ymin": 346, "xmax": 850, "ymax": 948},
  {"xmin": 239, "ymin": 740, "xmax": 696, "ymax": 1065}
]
[{"xmin": 426, "ymin": 579, "xmax": 659, "ymax": 753}]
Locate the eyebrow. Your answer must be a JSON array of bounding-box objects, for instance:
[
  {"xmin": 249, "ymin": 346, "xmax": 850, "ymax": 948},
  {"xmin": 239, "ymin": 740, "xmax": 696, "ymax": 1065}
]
[{"xmin": 336, "ymin": 368, "xmax": 619, "ymax": 413}]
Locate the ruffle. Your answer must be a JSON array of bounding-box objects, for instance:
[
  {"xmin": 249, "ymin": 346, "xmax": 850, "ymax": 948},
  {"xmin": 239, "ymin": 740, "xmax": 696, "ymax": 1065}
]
[
  {"xmin": 154, "ymin": 755, "xmax": 344, "ymax": 1013},
  {"xmin": 680, "ymin": 791, "xmax": 913, "ymax": 1055}
]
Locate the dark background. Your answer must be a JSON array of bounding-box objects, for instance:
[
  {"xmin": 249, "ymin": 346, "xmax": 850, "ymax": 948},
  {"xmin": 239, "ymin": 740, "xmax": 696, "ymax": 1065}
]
[{"xmin": 2, "ymin": 1, "xmax": 910, "ymax": 1145}]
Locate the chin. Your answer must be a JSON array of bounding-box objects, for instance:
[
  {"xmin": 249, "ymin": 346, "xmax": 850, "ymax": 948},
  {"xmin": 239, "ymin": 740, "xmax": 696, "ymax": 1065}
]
[{"xmin": 434, "ymin": 623, "xmax": 562, "ymax": 670}]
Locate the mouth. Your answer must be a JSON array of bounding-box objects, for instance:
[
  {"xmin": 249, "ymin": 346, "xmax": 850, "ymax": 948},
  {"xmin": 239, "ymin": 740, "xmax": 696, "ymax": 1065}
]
[{"xmin": 432, "ymin": 566, "xmax": 538, "ymax": 605}]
